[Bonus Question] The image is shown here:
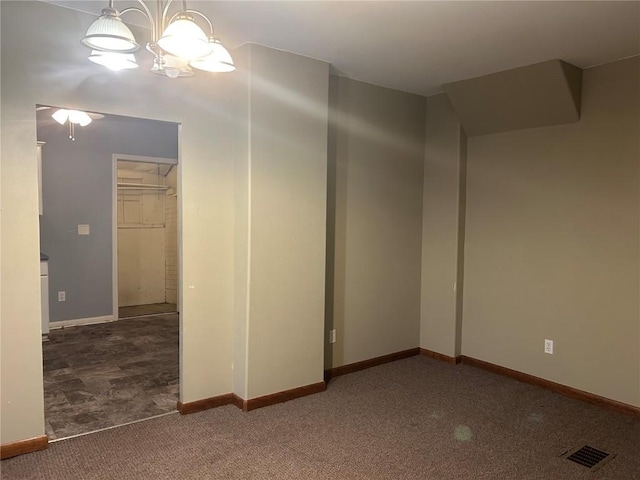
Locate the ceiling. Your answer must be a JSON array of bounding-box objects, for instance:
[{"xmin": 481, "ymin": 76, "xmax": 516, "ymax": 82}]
[{"xmin": 43, "ymin": 1, "xmax": 640, "ymax": 96}]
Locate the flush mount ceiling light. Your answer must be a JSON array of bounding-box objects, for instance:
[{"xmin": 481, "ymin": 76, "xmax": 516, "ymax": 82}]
[
  {"xmin": 51, "ymin": 109, "xmax": 104, "ymax": 141},
  {"xmin": 52, "ymin": 109, "xmax": 93, "ymax": 127},
  {"xmin": 81, "ymin": 0, "xmax": 235, "ymax": 78}
]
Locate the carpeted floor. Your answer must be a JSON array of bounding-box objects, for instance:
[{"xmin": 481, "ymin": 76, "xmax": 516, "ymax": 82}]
[{"xmin": 3, "ymin": 356, "xmax": 639, "ymax": 479}]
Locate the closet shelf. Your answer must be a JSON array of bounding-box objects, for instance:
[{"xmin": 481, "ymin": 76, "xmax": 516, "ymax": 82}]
[
  {"xmin": 117, "ymin": 183, "xmax": 169, "ymax": 190},
  {"xmin": 118, "ymin": 224, "xmax": 165, "ymax": 229}
]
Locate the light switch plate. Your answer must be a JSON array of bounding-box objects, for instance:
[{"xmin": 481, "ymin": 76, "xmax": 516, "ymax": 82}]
[
  {"xmin": 330, "ymin": 329, "xmax": 337, "ymax": 344},
  {"xmin": 78, "ymin": 224, "xmax": 90, "ymax": 235}
]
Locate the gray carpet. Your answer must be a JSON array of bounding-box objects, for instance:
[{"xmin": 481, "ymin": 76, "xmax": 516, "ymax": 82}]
[{"xmin": 2, "ymin": 356, "xmax": 639, "ymax": 479}]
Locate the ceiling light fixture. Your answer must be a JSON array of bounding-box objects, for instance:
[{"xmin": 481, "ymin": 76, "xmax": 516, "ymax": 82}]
[
  {"xmin": 151, "ymin": 54, "xmax": 195, "ymax": 78},
  {"xmin": 81, "ymin": 0, "xmax": 235, "ymax": 77},
  {"xmin": 189, "ymin": 37, "xmax": 236, "ymax": 73},
  {"xmin": 52, "ymin": 109, "xmax": 93, "ymax": 127},
  {"xmin": 51, "ymin": 109, "xmax": 100, "ymax": 141},
  {"xmin": 88, "ymin": 50, "xmax": 139, "ymax": 71}
]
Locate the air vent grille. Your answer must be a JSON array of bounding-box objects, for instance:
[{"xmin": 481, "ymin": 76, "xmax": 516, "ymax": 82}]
[{"xmin": 562, "ymin": 445, "xmax": 614, "ymax": 471}]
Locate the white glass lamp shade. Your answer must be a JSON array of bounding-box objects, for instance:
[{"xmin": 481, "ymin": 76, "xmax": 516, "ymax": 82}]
[
  {"xmin": 51, "ymin": 110, "xmax": 92, "ymax": 126},
  {"xmin": 190, "ymin": 38, "xmax": 236, "ymax": 73},
  {"xmin": 68, "ymin": 111, "xmax": 92, "ymax": 127},
  {"xmin": 151, "ymin": 55, "xmax": 195, "ymax": 79},
  {"xmin": 89, "ymin": 50, "xmax": 138, "ymax": 71},
  {"xmin": 157, "ymin": 15, "xmax": 212, "ymax": 60},
  {"xmin": 81, "ymin": 7, "xmax": 140, "ymax": 53},
  {"xmin": 51, "ymin": 109, "xmax": 69, "ymax": 125}
]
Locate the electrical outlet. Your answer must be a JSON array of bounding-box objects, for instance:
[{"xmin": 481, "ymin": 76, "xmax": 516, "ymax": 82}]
[
  {"xmin": 58, "ymin": 291, "xmax": 66, "ymax": 302},
  {"xmin": 329, "ymin": 329, "xmax": 337, "ymax": 344},
  {"xmin": 544, "ymin": 339, "xmax": 553, "ymax": 355}
]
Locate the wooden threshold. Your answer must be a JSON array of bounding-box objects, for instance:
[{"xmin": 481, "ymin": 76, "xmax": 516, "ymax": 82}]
[
  {"xmin": 1, "ymin": 435, "xmax": 48, "ymax": 460},
  {"xmin": 460, "ymin": 355, "xmax": 640, "ymax": 418},
  {"xmin": 325, "ymin": 347, "xmax": 420, "ymax": 381},
  {"xmin": 419, "ymin": 348, "xmax": 461, "ymax": 365}
]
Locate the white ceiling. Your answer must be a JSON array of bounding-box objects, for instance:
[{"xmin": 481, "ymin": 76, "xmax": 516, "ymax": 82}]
[{"xmin": 43, "ymin": 1, "xmax": 640, "ymax": 96}]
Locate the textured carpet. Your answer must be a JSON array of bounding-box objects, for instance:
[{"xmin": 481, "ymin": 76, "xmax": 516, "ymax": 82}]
[{"xmin": 2, "ymin": 356, "xmax": 639, "ymax": 479}]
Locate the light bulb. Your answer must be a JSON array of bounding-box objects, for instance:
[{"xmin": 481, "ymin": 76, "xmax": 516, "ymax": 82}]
[
  {"xmin": 151, "ymin": 55, "xmax": 194, "ymax": 78},
  {"xmin": 165, "ymin": 68, "xmax": 180, "ymax": 79},
  {"xmin": 89, "ymin": 50, "xmax": 138, "ymax": 71}
]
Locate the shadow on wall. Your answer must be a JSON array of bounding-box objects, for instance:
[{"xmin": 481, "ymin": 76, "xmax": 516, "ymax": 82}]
[{"xmin": 324, "ymin": 75, "xmax": 340, "ymax": 373}]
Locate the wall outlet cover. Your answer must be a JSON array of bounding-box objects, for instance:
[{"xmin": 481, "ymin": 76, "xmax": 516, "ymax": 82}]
[
  {"xmin": 544, "ymin": 339, "xmax": 554, "ymax": 354},
  {"xmin": 78, "ymin": 224, "xmax": 90, "ymax": 235}
]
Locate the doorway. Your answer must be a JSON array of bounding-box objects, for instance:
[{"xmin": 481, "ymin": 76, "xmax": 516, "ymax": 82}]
[
  {"xmin": 115, "ymin": 156, "xmax": 178, "ymax": 319},
  {"xmin": 37, "ymin": 106, "xmax": 181, "ymax": 440}
]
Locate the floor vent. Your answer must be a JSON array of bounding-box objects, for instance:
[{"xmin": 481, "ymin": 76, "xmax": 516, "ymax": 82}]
[{"xmin": 562, "ymin": 445, "xmax": 615, "ymax": 471}]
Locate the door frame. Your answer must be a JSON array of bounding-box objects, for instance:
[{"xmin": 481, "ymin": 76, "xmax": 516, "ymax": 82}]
[{"xmin": 112, "ymin": 154, "xmax": 178, "ymax": 320}]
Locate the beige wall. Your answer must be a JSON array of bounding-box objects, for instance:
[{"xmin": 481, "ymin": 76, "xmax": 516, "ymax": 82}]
[
  {"xmin": 462, "ymin": 57, "xmax": 640, "ymax": 407},
  {"xmin": 1, "ymin": 1, "xmax": 238, "ymax": 443},
  {"xmin": 444, "ymin": 60, "xmax": 582, "ymax": 136},
  {"xmin": 165, "ymin": 168, "xmax": 178, "ymax": 305},
  {"xmin": 420, "ymin": 94, "xmax": 467, "ymax": 357},
  {"xmin": 3, "ymin": 0, "xmax": 636, "ymax": 450},
  {"xmin": 328, "ymin": 77, "xmax": 426, "ymax": 368},
  {"xmin": 232, "ymin": 45, "xmax": 251, "ymax": 399},
  {"xmin": 237, "ymin": 45, "xmax": 330, "ymax": 398},
  {"xmin": 1, "ymin": 3, "xmax": 333, "ymax": 445},
  {"xmin": 118, "ymin": 228, "xmax": 166, "ymax": 307}
]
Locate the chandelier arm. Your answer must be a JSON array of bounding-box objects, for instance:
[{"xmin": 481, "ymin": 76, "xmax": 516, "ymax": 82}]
[
  {"xmin": 120, "ymin": 5, "xmax": 156, "ymax": 42},
  {"xmin": 162, "ymin": 0, "xmax": 177, "ymax": 30},
  {"xmin": 185, "ymin": 9, "xmax": 214, "ymax": 36}
]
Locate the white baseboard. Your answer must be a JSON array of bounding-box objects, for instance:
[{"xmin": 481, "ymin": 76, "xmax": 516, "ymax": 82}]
[{"xmin": 49, "ymin": 315, "xmax": 115, "ymax": 330}]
